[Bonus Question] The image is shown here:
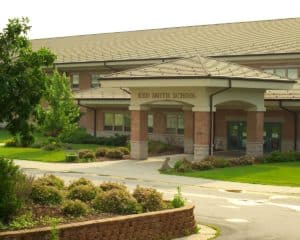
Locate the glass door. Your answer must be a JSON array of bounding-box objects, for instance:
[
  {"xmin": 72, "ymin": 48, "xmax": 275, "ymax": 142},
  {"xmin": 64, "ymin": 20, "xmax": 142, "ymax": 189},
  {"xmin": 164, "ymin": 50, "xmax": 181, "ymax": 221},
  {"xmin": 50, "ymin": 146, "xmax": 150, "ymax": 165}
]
[
  {"xmin": 264, "ymin": 123, "xmax": 281, "ymax": 153},
  {"xmin": 227, "ymin": 121, "xmax": 247, "ymax": 150}
]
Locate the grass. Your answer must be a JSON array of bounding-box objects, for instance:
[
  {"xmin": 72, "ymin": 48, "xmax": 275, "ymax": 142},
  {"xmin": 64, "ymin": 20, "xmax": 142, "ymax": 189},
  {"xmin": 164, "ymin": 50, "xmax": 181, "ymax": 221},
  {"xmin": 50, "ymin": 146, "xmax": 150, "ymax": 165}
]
[
  {"xmin": 163, "ymin": 162, "xmax": 300, "ymax": 187},
  {"xmin": 0, "ymin": 129, "xmax": 103, "ymax": 162},
  {"xmin": 0, "ymin": 144, "xmax": 100, "ymax": 162}
]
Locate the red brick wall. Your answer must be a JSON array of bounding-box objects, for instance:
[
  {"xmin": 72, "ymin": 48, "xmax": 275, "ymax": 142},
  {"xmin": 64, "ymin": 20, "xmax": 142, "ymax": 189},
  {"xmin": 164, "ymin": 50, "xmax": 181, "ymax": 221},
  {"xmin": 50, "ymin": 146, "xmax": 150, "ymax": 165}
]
[
  {"xmin": 0, "ymin": 205, "xmax": 196, "ymax": 240},
  {"xmin": 131, "ymin": 110, "xmax": 148, "ymax": 141},
  {"xmin": 194, "ymin": 112, "xmax": 210, "ymax": 145}
]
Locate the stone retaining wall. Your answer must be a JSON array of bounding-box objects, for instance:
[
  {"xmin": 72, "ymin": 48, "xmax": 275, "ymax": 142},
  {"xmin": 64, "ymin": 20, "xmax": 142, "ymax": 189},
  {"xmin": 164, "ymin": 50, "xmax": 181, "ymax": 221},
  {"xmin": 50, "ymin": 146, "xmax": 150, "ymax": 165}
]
[{"xmin": 0, "ymin": 204, "xmax": 196, "ymax": 240}]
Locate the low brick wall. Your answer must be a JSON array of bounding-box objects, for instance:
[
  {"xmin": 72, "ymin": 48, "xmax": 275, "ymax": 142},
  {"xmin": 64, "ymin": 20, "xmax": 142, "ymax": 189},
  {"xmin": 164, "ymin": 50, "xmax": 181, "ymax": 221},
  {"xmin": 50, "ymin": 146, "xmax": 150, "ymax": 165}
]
[{"xmin": 0, "ymin": 204, "xmax": 196, "ymax": 240}]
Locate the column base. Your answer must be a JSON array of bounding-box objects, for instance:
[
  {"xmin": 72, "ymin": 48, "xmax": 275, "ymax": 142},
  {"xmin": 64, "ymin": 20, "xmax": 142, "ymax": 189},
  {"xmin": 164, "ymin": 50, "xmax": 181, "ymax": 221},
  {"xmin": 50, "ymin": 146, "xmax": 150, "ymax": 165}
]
[
  {"xmin": 184, "ymin": 139, "xmax": 194, "ymax": 154},
  {"xmin": 246, "ymin": 142, "xmax": 263, "ymax": 156},
  {"xmin": 193, "ymin": 144, "xmax": 209, "ymax": 161},
  {"xmin": 130, "ymin": 140, "xmax": 148, "ymax": 160}
]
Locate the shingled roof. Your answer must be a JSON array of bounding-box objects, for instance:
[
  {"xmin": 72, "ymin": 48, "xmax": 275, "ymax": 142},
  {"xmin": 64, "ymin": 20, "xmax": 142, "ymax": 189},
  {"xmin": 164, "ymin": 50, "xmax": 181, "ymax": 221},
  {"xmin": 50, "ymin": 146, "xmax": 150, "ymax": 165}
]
[
  {"xmin": 32, "ymin": 18, "xmax": 300, "ymax": 64},
  {"xmin": 100, "ymin": 55, "xmax": 293, "ymax": 82}
]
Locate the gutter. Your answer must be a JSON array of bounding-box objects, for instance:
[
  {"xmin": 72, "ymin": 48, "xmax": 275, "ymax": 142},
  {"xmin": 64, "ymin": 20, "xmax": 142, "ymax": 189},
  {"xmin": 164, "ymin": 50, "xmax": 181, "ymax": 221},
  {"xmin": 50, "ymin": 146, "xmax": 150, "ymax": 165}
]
[
  {"xmin": 77, "ymin": 100, "xmax": 97, "ymax": 137},
  {"xmin": 209, "ymin": 80, "xmax": 232, "ymax": 155},
  {"xmin": 279, "ymin": 100, "xmax": 298, "ymax": 151}
]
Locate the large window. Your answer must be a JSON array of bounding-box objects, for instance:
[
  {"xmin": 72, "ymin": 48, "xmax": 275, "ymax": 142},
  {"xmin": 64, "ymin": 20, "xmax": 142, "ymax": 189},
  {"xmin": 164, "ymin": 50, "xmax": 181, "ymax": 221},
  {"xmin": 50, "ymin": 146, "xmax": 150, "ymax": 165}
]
[
  {"xmin": 166, "ymin": 113, "xmax": 184, "ymax": 134},
  {"xmin": 148, "ymin": 114, "xmax": 153, "ymax": 133},
  {"xmin": 104, "ymin": 112, "xmax": 130, "ymax": 132},
  {"xmin": 263, "ymin": 68, "xmax": 298, "ymax": 80},
  {"xmin": 71, "ymin": 74, "xmax": 80, "ymax": 89},
  {"xmin": 91, "ymin": 74, "xmax": 100, "ymax": 88}
]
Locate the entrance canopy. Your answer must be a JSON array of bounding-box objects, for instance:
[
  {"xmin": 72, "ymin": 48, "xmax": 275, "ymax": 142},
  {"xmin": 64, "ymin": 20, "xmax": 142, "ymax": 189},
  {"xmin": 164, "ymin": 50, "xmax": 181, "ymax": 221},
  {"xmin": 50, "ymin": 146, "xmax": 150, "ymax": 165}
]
[{"xmin": 99, "ymin": 55, "xmax": 295, "ymax": 90}]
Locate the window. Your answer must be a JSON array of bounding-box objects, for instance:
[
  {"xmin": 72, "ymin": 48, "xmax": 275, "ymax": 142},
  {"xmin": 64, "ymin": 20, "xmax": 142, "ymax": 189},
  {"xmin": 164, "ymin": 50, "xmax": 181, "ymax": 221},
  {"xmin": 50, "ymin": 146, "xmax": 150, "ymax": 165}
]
[
  {"xmin": 148, "ymin": 114, "xmax": 153, "ymax": 133},
  {"xmin": 263, "ymin": 68, "xmax": 298, "ymax": 80},
  {"xmin": 91, "ymin": 74, "xmax": 100, "ymax": 88},
  {"xmin": 71, "ymin": 74, "xmax": 80, "ymax": 89},
  {"xmin": 104, "ymin": 112, "xmax": 130, "ymax": 132},
  {"xmin": 166, "ymin": 113, "xmax": 184, "ymax": 134}
]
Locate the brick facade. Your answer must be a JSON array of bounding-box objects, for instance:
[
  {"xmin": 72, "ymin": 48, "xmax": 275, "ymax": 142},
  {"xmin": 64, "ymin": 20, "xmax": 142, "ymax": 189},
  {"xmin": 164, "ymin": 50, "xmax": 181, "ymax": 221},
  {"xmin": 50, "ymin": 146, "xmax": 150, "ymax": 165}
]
[{"xmin": 0, "ymin": 205, "xmax": 196, "ymax": 240}]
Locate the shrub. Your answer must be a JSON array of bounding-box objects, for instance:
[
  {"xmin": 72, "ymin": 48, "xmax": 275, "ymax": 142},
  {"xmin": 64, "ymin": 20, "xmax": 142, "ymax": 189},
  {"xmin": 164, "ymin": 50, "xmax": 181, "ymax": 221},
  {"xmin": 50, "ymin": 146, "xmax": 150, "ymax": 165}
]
[
  {"xmin": 0, "ymin": 157, "xmax": 26, "ymax": 223},
  {"xmin": 214, "ymin": 158, "xmax": 230, "ymax": 168},
  {"xmin": 31, "ymin": 143, "xmax": 42, "ymax": 148},
  {"xmin": 30, "ymin": 184, "xmax": 63, "ymax": 205},
  {"xmin": 68, "ymin": 177, "xmax": 94, "ymax": 189},
  {"xmin": 229, "ymin": 155, "xmax": 255, "ymax": 166},
  {"xmin": 261, "ymin": 151, "xmax": 300, "ymax": 163},
  {"xmin": 19, "ymin": 133, "xmax": 35, "ymax": 147},
  {"xmin": 148, "ymin": 140, "xmax": 169, "ymax": 154},
  {"xmin": 117, "ymin": 147, "xmax": 130, "ymax": 155},
  {"xmin": 192, "ymin": 161, "xmax": 215, "ymax": 171},
  {"xmin": 92, "ymin": 189, "xmax": 141, "ymax": 214},
  {"xmin": 99, "ymin": 182, "xmax": 127, "ymax": 192},
  {"xmin": 133, "ymin": 186, "xmax": 165, "ymax": 212},
  {"xmin": 171, "ymin": 186, "xmax": 185, "ymax": 208},
  {"xmin": 174, "ymin": 159, "xmax": 192, "ymax": 173},
  {"xmin": 7, "ymin": 212, "xmax": 37, "ymax": 230},
  {"xmin": 42, "ymin": 142, "xmax": 62, "ymax": 151},
  {"xmin": 105, "ymin": 149, "xmax": 124, "ymax": 159},
  {"xmin": 34, "ymin": 174, "xmax": 65, "ymax": 189},
  {"xmin": 78, "ymin": 149, "xmax": 96, "ymax": 161},
  {"xmin": 68, "ymin": 185, "xmax": 97, "ymax": 202},
  {"xmin": 95, "ymin": 147, "xmax": 109, "ymax": 157},
  {"xmin": 4, "ymin": 137, "xmax": 18, "ymax": 147},
  {"xmin": 65, "ymin": 153, "xmax": 79, "ymax": 162},
  {"xmin": 62, "ymin": 200, "xmax": 88, "ymax": 217}
]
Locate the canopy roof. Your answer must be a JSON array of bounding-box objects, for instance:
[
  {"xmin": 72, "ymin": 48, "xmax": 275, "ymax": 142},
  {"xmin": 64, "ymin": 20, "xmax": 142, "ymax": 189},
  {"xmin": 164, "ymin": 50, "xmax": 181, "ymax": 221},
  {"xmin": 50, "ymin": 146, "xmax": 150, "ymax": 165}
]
[{"xmin": 100, "ymin": 55, "xmax": 293, "ymax": 82}]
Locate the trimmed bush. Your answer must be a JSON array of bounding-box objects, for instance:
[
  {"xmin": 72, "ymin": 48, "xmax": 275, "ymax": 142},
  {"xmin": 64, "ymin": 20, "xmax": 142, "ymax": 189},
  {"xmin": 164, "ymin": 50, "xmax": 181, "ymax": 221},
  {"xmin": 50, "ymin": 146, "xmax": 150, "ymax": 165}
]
[
  {"xmin": 117, "ymin": 147, "xmax": 130, "ymax": 155},
  {"xmin": 92, "ymin": 189, "xmax": 141, "ymax": 214},
  {"xmin": 174, "ymin": 159, "xmax": 192, "ymax": 173},
  {"xmin": 214, "ymin": 158, "xmax": 230, "ymax": 168},
  {"xmin": 30, "ymin": 184, "xmax": 63, "ymax": 205},
  {"xmin": 34, "ymin": 174, "xmax": 65, "ymax": 190},
  {"xmin": 68, "ymin": 177, "xmax": 94, "ymax": 189},
  {"xmin": 133, "ymin": 186, "xmax": 165, "ymax": 212},
  {"xmin": 0, "ymin": 157, "xmax": 26, "ymax": 223},
  {"xmin": 229, "ymin": 155, "xmax": 255, "ymax": 166},
  {"xmin": 106, "ymin": 149, "xmax": 124, "ymax": 159},
  {"xmin": 4, "ymin": 138, "xmax": 18, "ymax": 147},
  {"xmin": 171, "ymin": 187, "xmax": 185, "ymax": 208},
  {"xmin": 67, "ymin": 185, "xmax": 97, "ymax": 202},
  {"xmin": 192, "ymin": 161, "xmax": 215, "ymax": 171},
  {"xmin": 78, "ymin": 149, "xmax": 96, "ymax": 161},
  {"xmin": 260, "ymin": 151, "xmax": 300, "ymax": 163},
  {"xmin": 65, "ymin": 153, "xmax": 79, "ymax": 162},
  {"xmin": 99, "ymin": 182, "xmax": 127, "ymax": 192},
  {"xmin": 95, "ymin": 147, "xmax": 109, "ymax": 157},
  {"xmin": 62, "ymin": 200, "xmax": 88, "ymax": 217}
]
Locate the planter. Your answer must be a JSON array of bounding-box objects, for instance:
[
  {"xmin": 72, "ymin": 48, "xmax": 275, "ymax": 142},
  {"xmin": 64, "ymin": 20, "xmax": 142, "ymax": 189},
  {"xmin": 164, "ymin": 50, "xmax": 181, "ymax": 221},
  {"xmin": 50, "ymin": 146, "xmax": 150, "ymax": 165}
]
[{"xmin": 0, "ymin": 204, "xmax": 196, "ymax": 240}]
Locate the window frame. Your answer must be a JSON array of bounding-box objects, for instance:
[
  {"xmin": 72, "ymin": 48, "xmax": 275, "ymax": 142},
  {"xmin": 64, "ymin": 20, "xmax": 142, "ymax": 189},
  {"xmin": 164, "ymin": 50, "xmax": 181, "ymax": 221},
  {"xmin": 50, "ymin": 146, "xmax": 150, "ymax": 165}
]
[
  {"xmin": 262, "ymin": 67, "xmax": 299, "ymax": 80},
  {"xmin": 166, "ymin": 112, "xmax": 184, "ymax": 135},
  {"xmin": 90, "ymin": 73, "xmax": 101, "ymax": 88},
  {"xmin": 103, "ymin": 112, "xmax": 130, "ymax": 132},
  {"xmin": 71, "ymin": 73, "xmax": 80, "ymax": 90}
]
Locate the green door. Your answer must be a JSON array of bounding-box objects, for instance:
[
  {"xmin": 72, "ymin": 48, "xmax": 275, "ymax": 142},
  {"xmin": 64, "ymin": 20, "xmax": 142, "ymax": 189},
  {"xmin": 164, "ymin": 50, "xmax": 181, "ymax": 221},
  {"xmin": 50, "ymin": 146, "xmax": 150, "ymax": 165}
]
[
  {"xmin": 264, "ymin": 122, "xmax": 281, "ymax": 153},
  {"xmin": 227, "ymin": 121, "xmax": 247, "ymax": 150}
]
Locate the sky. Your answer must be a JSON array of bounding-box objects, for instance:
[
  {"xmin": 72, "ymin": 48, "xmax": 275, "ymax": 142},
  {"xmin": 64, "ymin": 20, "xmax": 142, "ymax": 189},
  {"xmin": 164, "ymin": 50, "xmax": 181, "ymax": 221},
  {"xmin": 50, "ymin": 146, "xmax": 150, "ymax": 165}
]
[{"xmin": 0, "ymin": 0, "xmax": 299, "ymax": 39}]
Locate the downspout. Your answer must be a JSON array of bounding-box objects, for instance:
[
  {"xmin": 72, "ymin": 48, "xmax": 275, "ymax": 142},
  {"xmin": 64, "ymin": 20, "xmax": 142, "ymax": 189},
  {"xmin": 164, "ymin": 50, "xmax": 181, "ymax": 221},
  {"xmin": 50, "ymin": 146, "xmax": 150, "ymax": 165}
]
[
  {"xmin": 77, "ymin": 100, "xmax": 97, "ymax": 137},
  {"xmin": 209, "ymin": 80, "xmax": 232, "ymax": 155},
  {"xmin": 279, "ymin": 100, "xmax": 298, "ymax": 151}
]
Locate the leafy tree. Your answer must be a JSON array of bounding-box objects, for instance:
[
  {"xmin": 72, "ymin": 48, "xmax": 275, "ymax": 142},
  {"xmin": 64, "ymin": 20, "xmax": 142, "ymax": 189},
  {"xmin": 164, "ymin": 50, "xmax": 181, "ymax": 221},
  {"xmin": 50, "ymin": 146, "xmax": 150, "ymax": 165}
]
[
  {"xmin": 0, "ymin": 17, "xmax": 55, "ymax": 146},
  {"xmin": 36, "ymin": 70, "xmax": 80, "ymax": 137}
]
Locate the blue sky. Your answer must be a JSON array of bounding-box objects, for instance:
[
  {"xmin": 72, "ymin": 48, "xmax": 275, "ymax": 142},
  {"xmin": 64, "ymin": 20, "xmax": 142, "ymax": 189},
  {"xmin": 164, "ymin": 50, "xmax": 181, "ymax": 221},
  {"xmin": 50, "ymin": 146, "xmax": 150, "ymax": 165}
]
[{"xmin": 1, "ymin": 0, "xmax": 299, "ymax": 39}]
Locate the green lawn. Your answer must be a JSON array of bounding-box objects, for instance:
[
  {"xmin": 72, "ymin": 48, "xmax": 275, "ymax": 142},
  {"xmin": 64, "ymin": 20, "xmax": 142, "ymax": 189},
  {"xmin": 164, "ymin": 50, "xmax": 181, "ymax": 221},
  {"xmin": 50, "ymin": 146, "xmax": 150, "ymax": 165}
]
[
  {"xmin": 0, "ymin": 129, "xmax": 11, "ymax": 143},
  {"xmin": 0, "ymin": 144, "xmax": 99, "ymax": 162},
  {"xmin": 163, "ymin": 162, "xmax": 300, "ymax": 187}
]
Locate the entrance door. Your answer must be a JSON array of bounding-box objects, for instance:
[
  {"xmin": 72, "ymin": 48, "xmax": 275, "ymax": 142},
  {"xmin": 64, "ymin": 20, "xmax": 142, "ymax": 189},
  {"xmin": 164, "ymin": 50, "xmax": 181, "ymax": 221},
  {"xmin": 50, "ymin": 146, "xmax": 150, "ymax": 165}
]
[
  {"xmin": 227, "ymin": 121, "xmax": 246, "ymax": 150},
  {"xmin": 264, "ymin": 122, "xmax": 281, "ymax": 153}
]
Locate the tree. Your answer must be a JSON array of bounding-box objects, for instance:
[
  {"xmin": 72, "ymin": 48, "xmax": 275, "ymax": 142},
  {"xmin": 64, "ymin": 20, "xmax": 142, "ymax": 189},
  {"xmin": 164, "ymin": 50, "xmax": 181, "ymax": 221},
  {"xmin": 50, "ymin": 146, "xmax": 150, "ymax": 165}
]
[
  {"xmin": 36, "ymin": 70, "xmax": 80, "ymax": 137},
  {"xmin": 0, "ymin": 18, "xmax": 55, "ymax": 146}
]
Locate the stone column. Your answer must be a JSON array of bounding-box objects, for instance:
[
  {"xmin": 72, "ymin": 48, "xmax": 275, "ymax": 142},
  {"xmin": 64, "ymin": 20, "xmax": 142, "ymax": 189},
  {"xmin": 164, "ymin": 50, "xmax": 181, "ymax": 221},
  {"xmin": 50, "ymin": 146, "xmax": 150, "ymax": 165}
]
[
  {"xmin": 193, "ymin": 110, "xmax": 210, "ymax": 161},
  {"xmin": 129, "ymin": 106, "xmax": 148, "ymax": 160},
  {"xmin": 246, "ymin": 110, "xmax": 264, "ymax": 156},
  {"xmin": 183, "ymin": 109, "xmax": 194, "ymax": 154}
]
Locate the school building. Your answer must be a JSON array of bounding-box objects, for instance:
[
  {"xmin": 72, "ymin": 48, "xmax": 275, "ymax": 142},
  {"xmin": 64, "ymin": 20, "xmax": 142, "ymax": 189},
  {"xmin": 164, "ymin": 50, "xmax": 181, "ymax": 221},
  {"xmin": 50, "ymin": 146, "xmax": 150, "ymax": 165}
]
[{"xmin": 32, "ymin": 18, "xmax": 300, "ymax": 160}]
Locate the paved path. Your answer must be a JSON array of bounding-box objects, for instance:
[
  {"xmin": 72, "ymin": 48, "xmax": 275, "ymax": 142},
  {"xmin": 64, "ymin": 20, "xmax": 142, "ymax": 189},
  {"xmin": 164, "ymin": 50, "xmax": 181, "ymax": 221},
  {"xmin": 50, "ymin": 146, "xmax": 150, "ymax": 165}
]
[{"xmin": 15, "ymin": 155, "xmax": 300, "ymax": 239}]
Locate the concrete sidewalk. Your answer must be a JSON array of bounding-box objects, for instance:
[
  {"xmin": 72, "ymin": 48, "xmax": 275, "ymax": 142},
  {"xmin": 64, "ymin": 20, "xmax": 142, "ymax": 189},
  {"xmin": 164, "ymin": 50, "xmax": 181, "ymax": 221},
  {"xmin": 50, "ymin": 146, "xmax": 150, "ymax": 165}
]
[
  {"xmin": 14, "ymin": 155, "xmax": 300, "ymax": 196},
  {"xmin": 175, "ymin": 225, "xmax": 217, "ymax": 240}
]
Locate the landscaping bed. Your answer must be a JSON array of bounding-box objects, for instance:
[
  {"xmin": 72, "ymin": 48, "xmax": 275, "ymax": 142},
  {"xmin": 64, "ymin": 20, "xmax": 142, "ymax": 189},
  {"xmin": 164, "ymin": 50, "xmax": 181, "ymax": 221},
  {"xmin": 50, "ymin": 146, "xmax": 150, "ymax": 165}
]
[{"xmin": 0, "ymin": 158, "xmax": 196, "ymax": 239}]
